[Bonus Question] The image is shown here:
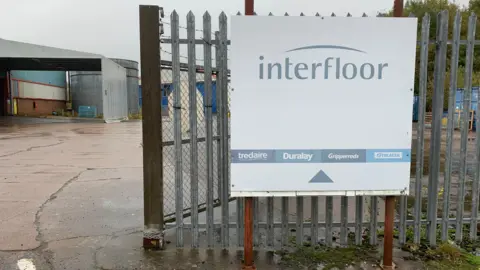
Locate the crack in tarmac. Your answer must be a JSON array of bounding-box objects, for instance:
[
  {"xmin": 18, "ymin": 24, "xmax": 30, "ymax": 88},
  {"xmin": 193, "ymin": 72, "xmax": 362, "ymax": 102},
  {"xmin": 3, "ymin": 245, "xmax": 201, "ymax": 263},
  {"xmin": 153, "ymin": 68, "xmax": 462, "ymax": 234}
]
[
  {"xmin": 86, "ymin": 167, "xmax": 143, "ymax": 170},
  {"xmin": 0, "ymin": 228, "xmax": 143, "ymax": 252},
  {"xmin": 77, "ymin": 177, "xmax": 122, "ymax": 183},
  {"xmin": 0, "ymin": 169, "xmax": 86, "ymax": 269},
  {"xmin": 29, "ymin": 169, "xmax": 86, "ymax": 270},
  {"xmin": 0, "ymin": 166, "xmax": 142, "ymax": 269},
  {"xmin": 34, "ymin": 169, "xmax": 87, "ymax": 242},
  {"xmin": 0, "ymin": 141, "xmax": 64, "ymax": 158},
  {"xmin": 0, "ymin": 132, "xmax": 53, "ymax": 141}
]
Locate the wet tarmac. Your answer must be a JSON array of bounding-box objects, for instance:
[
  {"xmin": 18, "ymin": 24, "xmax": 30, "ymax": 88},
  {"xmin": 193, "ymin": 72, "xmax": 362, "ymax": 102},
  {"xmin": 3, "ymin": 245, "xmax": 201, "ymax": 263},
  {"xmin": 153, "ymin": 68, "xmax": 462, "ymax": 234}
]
[
  {"xmin": 0, "ymin": 116, "xmax": 421, "ymax": 270},
  {"xmin": 0, "ymin": 116, "xmax": 277, "ymax": 269}
]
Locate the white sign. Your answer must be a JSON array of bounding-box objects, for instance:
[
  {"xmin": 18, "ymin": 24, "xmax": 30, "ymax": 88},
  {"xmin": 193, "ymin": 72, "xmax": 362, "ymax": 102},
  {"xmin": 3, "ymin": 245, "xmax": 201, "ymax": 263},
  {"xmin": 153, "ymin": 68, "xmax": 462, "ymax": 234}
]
[{"xmin": 230, "ymin": 16, "xmax": 418, "ymax": 197}]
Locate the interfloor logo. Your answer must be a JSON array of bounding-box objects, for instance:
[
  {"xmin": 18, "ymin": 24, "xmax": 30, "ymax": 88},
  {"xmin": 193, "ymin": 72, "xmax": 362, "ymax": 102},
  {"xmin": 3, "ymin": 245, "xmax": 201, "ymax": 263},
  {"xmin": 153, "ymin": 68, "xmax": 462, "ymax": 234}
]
[
  {"xmin": 258, "ymin": 45, "xmax": 389, "ymax": 80},
  {"xmin": 374, "ymin": 152, "xmax": 403, "ymax": 159}
]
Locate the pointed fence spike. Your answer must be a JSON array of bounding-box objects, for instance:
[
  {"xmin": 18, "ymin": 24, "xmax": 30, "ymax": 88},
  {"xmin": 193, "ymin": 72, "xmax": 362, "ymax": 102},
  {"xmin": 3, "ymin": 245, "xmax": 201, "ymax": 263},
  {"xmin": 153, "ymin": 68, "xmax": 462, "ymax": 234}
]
[
  {"xmin": 219, "ymin": 11, "xmax": 227, "ymax": 21},
  {"xmin": 422, "ymin": 12, "xmax": 430, "ymax": 22}
]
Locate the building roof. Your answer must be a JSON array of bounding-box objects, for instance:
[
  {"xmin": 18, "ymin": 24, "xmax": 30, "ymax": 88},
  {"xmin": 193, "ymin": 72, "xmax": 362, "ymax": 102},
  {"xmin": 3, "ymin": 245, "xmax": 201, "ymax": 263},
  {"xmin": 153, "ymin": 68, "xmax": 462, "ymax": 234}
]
[{"xmin": 0, "ymin": 38, "xmax": 103, "ymax": 71}]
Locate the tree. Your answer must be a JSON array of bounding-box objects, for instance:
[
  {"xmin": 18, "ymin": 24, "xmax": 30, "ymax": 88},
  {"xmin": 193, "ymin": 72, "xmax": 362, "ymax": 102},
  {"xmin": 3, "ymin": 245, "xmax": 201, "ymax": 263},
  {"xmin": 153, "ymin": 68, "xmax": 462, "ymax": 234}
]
[{"xmin": 383, "ymin": 0, "xmax": 480, "ymax": 111}]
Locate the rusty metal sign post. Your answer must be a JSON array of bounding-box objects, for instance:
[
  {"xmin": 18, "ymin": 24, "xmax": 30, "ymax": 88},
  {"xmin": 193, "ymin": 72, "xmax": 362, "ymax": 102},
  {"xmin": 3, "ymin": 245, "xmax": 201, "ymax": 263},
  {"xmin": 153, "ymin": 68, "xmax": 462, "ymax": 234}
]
[
  {"xmin": 383, "ymin": 1, "xmax": 404, "ymax": 269},
  {"xmin": 243, "ymin": 2, "xmax": 256, "ymax": 269}
]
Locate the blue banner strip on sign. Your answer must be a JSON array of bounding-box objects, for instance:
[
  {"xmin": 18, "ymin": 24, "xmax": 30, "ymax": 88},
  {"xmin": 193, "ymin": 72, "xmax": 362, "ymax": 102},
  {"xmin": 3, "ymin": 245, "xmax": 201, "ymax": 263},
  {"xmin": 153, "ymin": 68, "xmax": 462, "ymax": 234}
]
[
  {"xmin": 365, "ymin": 149, "xmax": 411, "ymax": 163},
  {"xmin": 231, "ymin": 149, "xmax": 411, "ymax": 163}
]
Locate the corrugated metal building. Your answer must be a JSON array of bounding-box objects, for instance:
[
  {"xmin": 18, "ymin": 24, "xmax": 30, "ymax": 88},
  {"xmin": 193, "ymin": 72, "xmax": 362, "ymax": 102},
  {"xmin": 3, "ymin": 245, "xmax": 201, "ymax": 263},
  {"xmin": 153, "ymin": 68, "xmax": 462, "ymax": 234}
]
[
  {"xmin": 0, "ymin": 38, "xmax": 130, "ymax": 123},
  {"xmin": 69, "ymin": 58, "xmax": 130, "ymax": 121},
  {"xmin": 110, "ymin": 58, "xmax": 139, "ymax": 115},
  {"xmin": 70, "ymin": 58, "xmax": 139, "ymax": 118}
]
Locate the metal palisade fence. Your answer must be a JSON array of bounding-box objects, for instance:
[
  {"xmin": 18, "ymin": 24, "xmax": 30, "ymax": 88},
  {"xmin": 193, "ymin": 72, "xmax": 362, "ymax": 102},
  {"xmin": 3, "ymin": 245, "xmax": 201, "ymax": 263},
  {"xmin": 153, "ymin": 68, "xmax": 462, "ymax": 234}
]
[
  {"xmin": 158, "ymin": 9, "xmax": 480, "ymax": 249},
  {"xmin": 160, "ymin": 10, "xmax": 230, "ymax": 250}
]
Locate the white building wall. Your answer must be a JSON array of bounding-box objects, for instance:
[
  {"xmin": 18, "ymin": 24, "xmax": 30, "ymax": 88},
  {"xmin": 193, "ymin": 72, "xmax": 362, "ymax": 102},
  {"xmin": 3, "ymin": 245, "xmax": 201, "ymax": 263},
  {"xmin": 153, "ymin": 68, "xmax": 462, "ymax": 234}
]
[{"xmin": 17, "ymin": 81, "xmax": 66, "ymax": 101}]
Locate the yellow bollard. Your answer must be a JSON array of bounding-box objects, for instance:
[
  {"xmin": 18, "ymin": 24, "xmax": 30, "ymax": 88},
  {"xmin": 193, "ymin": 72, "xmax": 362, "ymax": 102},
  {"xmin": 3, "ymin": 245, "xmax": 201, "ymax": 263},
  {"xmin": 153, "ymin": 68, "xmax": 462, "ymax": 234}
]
[{"xmin": 442, "ymin": 117, "xmax": 448, "ymax": 127}]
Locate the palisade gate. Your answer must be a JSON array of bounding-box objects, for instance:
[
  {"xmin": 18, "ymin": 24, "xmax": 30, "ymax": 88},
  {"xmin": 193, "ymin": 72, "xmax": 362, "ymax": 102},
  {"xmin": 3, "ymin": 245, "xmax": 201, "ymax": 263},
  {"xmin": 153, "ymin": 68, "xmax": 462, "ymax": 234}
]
[{"xmin": 157, "ymin": 8, "xmax": 480, "ymax": 249}]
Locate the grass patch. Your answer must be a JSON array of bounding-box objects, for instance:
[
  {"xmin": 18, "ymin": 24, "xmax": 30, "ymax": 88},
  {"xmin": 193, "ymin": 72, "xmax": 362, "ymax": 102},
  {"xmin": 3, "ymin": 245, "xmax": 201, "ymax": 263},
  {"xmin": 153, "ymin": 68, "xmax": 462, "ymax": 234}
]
[
  {"xmin": 406, "ymin": 242, "xmax": 480, "ymax": 269},
  {"xmin": 373, "ymin": 222, "xmax": 480, "ymax": 268},
  {"xmin": 129, "ymin": 113, "xmax": 142, "ymax": 120},
  {"xmin": 276, "ymin": 245, "xmax": 378, "ymax": 270},
  {"xmin": 376, "ymin": 223, "xmax": 480, "ymax": 248},
  {"xmin": 280, "ymin": 225, "xmax": 480, "ymax": 269},
  {"xmin": 394, "ymin": 224, "xmax": 480, "ymax": 269},
  {"xmin": 129, "ymin": 109, "xmax": 142, "ymax": 120}
]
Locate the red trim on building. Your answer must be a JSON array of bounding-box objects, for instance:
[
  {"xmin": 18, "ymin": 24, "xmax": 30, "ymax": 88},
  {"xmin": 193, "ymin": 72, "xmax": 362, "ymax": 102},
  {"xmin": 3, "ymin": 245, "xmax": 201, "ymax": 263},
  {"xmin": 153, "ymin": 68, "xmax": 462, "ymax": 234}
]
[{"xmin": 14, "ymin": 97, "xmax": 66, "ymax": 102}]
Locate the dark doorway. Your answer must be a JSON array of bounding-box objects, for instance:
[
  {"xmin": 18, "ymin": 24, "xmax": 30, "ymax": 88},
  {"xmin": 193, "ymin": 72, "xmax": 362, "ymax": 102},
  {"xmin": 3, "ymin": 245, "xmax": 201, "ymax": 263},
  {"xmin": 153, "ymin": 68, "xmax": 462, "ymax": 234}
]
[{"xmin": 0, "ymin": 76, "xmax": 7, "ymax": 116}]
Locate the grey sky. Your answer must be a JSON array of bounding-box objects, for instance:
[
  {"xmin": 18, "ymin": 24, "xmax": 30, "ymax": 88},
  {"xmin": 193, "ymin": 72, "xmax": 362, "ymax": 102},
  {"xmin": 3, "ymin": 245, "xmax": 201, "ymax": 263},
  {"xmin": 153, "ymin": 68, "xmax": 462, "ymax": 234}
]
[{"xmin": 0, "ymin": 0, "xmax": 470, "ymax": 65}]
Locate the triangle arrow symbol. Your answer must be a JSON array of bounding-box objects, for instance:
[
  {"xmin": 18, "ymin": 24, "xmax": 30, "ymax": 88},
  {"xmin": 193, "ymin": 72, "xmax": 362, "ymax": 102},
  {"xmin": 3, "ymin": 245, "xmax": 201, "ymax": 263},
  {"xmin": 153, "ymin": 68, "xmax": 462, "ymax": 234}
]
[{"xmin": 309, "ymin": 170, "xmax": 334, "ymax": 183}]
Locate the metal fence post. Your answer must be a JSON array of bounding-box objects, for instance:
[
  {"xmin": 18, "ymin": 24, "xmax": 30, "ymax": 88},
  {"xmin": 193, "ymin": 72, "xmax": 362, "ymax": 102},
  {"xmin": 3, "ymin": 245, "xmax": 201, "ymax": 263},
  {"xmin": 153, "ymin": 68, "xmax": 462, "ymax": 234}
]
[
  {"xmin": 458, "ymin": 13, "xmax": 476, "ymax": 241},
  {"xmin": 219, "ymin": 12, "xmax": 230, "ymax": 248},
  {"xmin": 203, "ymin": 11, "xmax": 215, "ymax": 249},
  {"xmin": 443, "ymin": 11, "xmax": 461, "ymax": 241},
  {"xmin": 340, "ymin": 196, "xmax": 348, "ymax": 246},
  {"xmin": 414, "ymin": 13, "xmax": 430, "ymax": 244},
  {"xmin": 171, "ymin": 10, "xmax": 184, "ymax": 248},
  {"xmin": 472, "ymin": 12, "xmax": 480, "ymax": 240},
  {"xmin": 215, "ymin": 31, "xmax": 223, "ymax": 204},
  {"xmin": 187, "ymin": 11, "xmax": 200, "ymax": 248},
  {"xmin": 139, "ymin": 5, "xmax": 165, "ymax": 250},
  {"xmin": 427, "ymin": 10, "xmax": 448, "ymax": 246}
]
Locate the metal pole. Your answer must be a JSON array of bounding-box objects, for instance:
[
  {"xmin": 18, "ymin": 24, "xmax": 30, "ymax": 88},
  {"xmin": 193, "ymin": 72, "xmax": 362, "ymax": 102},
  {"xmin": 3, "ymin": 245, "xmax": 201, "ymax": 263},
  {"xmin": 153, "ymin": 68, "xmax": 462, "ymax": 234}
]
[
  {"xmin": 243, "ymin": 2, "xmax": 256, "ymax": 269},
  {"xmin": 383, "ymin": 1, "xmax": 404, "ymax": 267},
  {"xmin": 245, "ymin": 0, "xmax": 254, "ymax": 16},
  {"xmin": 383, "ymin": 196, "xmax": 395, "ymax": 269},
  {"xmin": 244, "ymin": 196, "xmax": 254, "ymax": 269},
  {"xmin": 393, "ymin": 0, "xmax": 404, "ymax": 17},
  {"xmin": 139, "ymin": 5, "xmax": 165, "ymax": 250}
]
